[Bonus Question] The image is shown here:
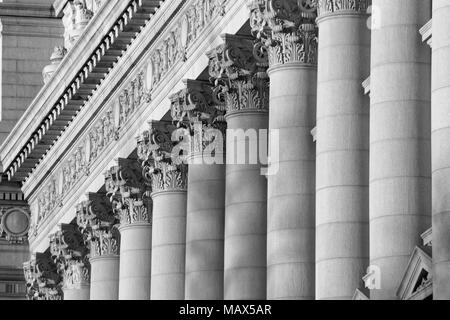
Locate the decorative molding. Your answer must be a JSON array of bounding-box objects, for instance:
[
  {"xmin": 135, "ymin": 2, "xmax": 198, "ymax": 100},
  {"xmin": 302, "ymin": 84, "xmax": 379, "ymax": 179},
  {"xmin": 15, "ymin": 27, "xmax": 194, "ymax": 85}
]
[
  {"xmin": 49, "ymin": 223, "xmax": 90, "ymax": 290},
  {"xmin": 316, "ymin": 0, "xmax": 370, "ymax": 17},
  {"xmin": 248, "ymin": 0, "xmax": 318, "ymax": 67},
  {"xmin": 0, "ymin": 207, "xmax": 30, "ymax": 244},
  {"xmin": 207, "ymin": 34, "xmax": 269, "ymax": 115},
  {"xmin": 105, "ymin": 158, "xmax": 152, "ymax": 226},
  {"xmin": 3, "ymin": 0, "xmax": 161, "ymax": 183},
  {"xmin": 23, "ymin": 252, "xmax": 63, "ymax": 300},
  {"xmin": 76, "ymin": 194, "xmax": 120, "ymax": 258},
  {"xmin": 137, "ymin": 121, "xmax": 188, "ymax": 194}
]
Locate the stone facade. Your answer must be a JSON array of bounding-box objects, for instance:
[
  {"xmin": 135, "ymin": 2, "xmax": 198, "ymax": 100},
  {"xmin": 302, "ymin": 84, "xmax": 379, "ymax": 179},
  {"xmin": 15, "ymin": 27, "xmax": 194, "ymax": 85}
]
[{"xmin": 0, "ymin": 0, "xmax": 446, "ymax": 300}]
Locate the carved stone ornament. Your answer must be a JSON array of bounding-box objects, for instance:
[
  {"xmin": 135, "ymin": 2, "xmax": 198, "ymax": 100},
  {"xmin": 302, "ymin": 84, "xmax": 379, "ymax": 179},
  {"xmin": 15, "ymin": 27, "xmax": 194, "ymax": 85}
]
[
  {"xmin": 42, "ymin": 46, "xmax": 68, "ymax": 84},
  {"xmin": 23, "ymin": 252, "xmax": 63, "ymax": 300},
  {"xmin": 76, "ymin": 194, "xmax": 120, "ymax": 258},
  {"xmin": 0, "ymin": 207, "xmax": 30, "ymax": 244},
  {"xmin": 207, "ymin": 34, "xmax": 270, "ymax": 115},
  {"xmin": 105, "ymin": 158, "xmax": 152, "ymax": 226},
  {"xmin": 170, "ymin": 79, "xmax": 227, "ymax": 157},
  {"xmin": 248, "ymin": 0, "xmax": 318, "ymax": 67},
  {"xmin": 137, "ymin": 121, "xmax": 188, "ymax": 194},
  {"xmin": 316, "ymin": 0, "xmax": 371, "ymax": 17},
  {"xmin": 49, "ymin": 224, "xmax": 90, "ymax": 290}
]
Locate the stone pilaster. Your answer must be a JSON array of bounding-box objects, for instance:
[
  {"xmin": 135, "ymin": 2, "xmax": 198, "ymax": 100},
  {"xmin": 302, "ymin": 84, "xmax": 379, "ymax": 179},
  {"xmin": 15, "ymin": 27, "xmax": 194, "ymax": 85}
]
[
  {"xmin": 431, "ymin": 0, "xmax": 450, "ymax": 300},
  {"xmin": 23, "ymin": 252, "xmax": 62, "ymax": 300},
  {"xmin": 370, "ymin": 0, "xmax": 431, "ymax": 300},
  {"xmin": 137, "ymin": 121, "xmax": 188, "ymax": 300},
  {"xmin": 207, "ymin": 34, "xmax": 269, "ymax": 300},
  {"xmin": 170, "ymin": 80, "xmax": 226, "ymax": 300},
  {"xmin": 314, "ymin": 0, "xmax": 371, "ymax": 299},
  {"xmin": 248, "ymin": 0, "xmax": 317, "ymax": 300},
  {"xmin": 76, "ymin": 194, "xmax": 120, "ymax": 300},
  {"xmin": 49, "ymin": 224, "xmax": 90, "ymax": 300},
  {"xmin": 105, "ymin": 158, "xmax": 153, "ymax": 300}
]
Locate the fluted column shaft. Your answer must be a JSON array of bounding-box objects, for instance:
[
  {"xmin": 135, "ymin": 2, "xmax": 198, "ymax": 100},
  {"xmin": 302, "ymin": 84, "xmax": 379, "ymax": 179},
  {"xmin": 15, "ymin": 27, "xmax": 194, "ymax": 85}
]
[
  {"xmin": 90, "ymin": 255, "xmax": 120, "ymax": 300},
  {"xmin": 370, "ymin": 0, "xmax": 431, "ymax": 300},
  {"xmin": 432, "ymin": 0, "xmax": 450, "ymax": 300},
  {"xmin": 185, "ymin": 159, "xmax": 225, "ymax": 299},
  {"xmin": 151, "ymin": 190, "xmax": 187, "ymax": 300},
  {"xmin": 315, "ymin": 3, "xmax": 371, "ymax": 300}
]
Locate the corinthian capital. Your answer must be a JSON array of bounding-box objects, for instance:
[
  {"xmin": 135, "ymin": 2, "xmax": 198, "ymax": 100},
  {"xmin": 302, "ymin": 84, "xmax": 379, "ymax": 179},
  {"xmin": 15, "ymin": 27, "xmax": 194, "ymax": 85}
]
[
  {"xmin": 170, "ymin": 80, "xmax": 227, "ymax": 157},
  {"xmin": 76, "ymin": 195, "xmax": 119, "ymax": 258},
  {"xmin": 23, "ymin": 252, "xmax": 62, "ymax": 300},
  {"xmin": 137, "ymin": 121, "xmax": 188, "ymax": 194},
  {"xmin": 207, "ymin": 34, "xmax": 269, "ymax": 115},
  {"xmin": 105, "ymin": 158, "xmax": 152, "ymax": 226},
  {"xmin": 248, "ymin": 0, "xmax": 318, "ymax": 66},
  {"xmin": 49, "ymin": 224, "xmax": 90, "ymax": 290},
  {"xmin": 316, "ymin": 0, "xmax": 370, "ymax": 17}
]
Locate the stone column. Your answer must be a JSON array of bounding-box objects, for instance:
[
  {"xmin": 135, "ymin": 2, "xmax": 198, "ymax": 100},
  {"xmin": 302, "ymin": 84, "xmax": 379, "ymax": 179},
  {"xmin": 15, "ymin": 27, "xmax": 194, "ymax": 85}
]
[
  {"xmin": 208, "ymin": 34, "xmax": 269, "ymax": 300},
  {"xmin": 138, "ymin": 122, "xmax": 188, "ymax": 300},
  {"xmin": 432, "ymin": 0, "xmax": 450, "ymax": 300},
  {"xmin": 23, "ymin": 252, "xmax": 63, "ymax": 300},
  {"xmin": 170, "ymin": 80, "xmax": 226, "ymax": 300},
  {"xmin": 370, "ymin": 0, "xmax": 431, "ymax": 299},
  {"xmin": 312, "ymin": 0, "xmax": 371, "ymax": 300},
  {"xmin": 248, "ymin": 0, "xmax": 317, "ymax": 300},
  {"xmin": 105, "ymin": 158, "xmax": 153, "ymax": 300},
  {"xmin": 77, "ymin": 194, "xmax": 120, "ymax": 300},
  {"xmin": 49, "ymin": 224, "xmax": 90, "ymax": 300}
]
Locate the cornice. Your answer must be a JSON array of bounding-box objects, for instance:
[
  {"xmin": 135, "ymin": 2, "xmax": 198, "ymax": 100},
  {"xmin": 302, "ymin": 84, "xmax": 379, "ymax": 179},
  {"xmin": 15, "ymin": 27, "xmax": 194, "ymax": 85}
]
[
  {"xmin": 0, "ymin": 0, "xmax": 162, "ymax": 183},
  {"xmin": 28, "ymin": 0, "xmax": 248, "ymax": 253}
]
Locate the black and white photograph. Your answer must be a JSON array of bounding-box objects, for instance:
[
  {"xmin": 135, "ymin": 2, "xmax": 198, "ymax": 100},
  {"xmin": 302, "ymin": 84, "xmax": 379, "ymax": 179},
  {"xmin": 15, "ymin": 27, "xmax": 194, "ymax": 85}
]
[{"xmin": 0, "ymin": 0, "xmax": 446, "ymax": 315}]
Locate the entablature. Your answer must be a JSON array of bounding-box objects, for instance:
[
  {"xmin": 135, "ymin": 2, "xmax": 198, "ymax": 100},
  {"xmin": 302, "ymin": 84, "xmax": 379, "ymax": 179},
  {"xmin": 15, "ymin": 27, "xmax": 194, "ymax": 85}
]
[{"xmin": 0, "ymin": 0, "xmax": 163, "ymax": 183}]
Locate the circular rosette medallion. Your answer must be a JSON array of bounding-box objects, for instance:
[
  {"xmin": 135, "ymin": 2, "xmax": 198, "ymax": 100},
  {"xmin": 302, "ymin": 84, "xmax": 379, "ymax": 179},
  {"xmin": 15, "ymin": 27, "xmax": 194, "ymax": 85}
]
[{"xmin": 0, "ymin": 208, "xmax": 30, "ymax": 242}]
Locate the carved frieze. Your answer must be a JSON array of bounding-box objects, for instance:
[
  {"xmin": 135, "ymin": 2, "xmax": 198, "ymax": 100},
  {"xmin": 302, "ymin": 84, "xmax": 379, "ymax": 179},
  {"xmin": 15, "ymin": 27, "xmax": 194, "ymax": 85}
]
[
  {"xmin": 23, "ymin": 252, "xmax": 63, "ymax": 300},
  {"xmin": 248, "ymin": 0, "xmax": 318, "ymax": 67},
  {"xmin": 147, "ymin": 0, "xmax": 228, "ymax": 93},
  {"xmin": 207, "ymin": 34, "xmax": 269, "ymax": 114},
  {"xmin": 137, "ymin": 121, "xmax": 188, "ymax": 194},
  {"xmin": 105, "ymin": 158, "xmax": 152, "ymax": 226}
]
